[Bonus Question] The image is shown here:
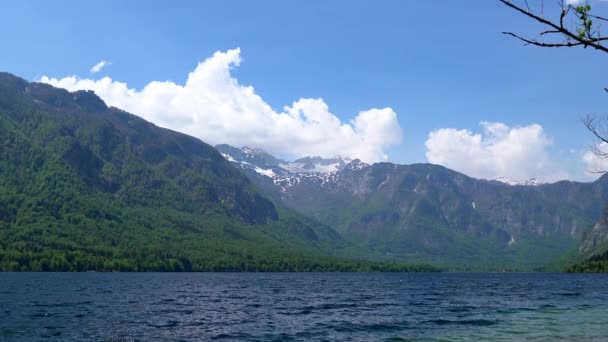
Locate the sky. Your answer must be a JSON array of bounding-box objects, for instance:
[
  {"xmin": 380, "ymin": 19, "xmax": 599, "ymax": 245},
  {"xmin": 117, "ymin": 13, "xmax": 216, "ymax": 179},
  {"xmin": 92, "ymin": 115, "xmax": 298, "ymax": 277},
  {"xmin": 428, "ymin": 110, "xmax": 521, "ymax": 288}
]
[{"xmin": 3, "ymin": 0, "xmax": 608, "ymax": 182}]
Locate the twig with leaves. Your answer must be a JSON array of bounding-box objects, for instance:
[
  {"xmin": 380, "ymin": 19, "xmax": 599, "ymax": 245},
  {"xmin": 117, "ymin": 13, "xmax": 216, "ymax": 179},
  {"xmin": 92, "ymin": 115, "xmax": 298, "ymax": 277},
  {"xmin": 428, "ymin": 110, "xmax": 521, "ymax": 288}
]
[{"xmin": 500, "ymin": 0, "xmax": 608, "ymax": 53}]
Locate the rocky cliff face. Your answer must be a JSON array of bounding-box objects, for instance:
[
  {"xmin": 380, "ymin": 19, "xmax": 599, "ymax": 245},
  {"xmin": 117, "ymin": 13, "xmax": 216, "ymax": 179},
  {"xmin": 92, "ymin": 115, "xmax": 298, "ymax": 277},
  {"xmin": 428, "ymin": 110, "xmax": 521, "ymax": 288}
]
[{"xmin": 579, "ymin": 206, "xmax": 608, "ymax": 256}]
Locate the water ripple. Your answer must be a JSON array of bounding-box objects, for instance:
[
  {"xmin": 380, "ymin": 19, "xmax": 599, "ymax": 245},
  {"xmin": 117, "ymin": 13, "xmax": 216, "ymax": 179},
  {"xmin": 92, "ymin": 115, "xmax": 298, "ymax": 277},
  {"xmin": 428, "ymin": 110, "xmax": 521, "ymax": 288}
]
[{"xmin": 1, "ymin": 273, "xmax": 608, "ymax": 341}]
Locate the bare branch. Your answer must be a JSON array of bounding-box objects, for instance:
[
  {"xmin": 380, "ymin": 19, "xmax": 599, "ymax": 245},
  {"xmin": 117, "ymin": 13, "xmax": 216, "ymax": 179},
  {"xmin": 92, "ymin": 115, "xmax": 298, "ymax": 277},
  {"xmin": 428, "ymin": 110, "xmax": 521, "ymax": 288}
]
[
  {"xmin": 502, "ymin": 31, "xmax": 585, "ymax": 47},
  {"xmin": 583, "ymin": 115, "xmax": 608, "ymax": 174},
  {"xmin": 540, "ymin": 29, "xmax": 562, "ymax": 35},
  {"xmin": 587, "ymin": 13, "xmax": 608, "ymax": 22},
  {"xmin": 560, "ymin": 5, "xmax": 569, "ymax": 28},
  {"xmin": 500, "ymin": 0, "xmax": 567, "ymax": 31},
  {"xmin": 583, "ymin": 115, "xmax": 608, "ymax": 145}
]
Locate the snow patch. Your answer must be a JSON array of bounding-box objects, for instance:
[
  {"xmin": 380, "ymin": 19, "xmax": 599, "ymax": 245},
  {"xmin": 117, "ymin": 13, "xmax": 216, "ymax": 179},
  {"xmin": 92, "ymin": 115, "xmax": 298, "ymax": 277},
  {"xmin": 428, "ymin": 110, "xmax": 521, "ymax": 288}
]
[
  {"xmin": 279, "ymin": 162, "xmax": 343, "ymax": 173},
  {"xmin": 221, "ymin": 153, "xmax": 236, "ymax": 162},
  {"xmin": 254, "ymin": 167, "xmax": 275, "ymax": 177},
  {"xmin": 345, "ymin": 160, "xmax": 369, "ymax": 171},
  {"xmin": 493, "ymin": 177, "xmax": 545, "ymax": 186},
  {"xmin": 377, "ymin": 175, "xmax": 391, "ymax": 191}
]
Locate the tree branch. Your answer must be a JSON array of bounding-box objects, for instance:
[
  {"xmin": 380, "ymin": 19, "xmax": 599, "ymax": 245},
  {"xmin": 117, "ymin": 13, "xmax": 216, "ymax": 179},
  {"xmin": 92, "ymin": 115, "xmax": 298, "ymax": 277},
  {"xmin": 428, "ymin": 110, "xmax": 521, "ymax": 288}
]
[
  {"xmin": 499, "ymin": 0, "xmax": 608, "ymax": 53},
  {"xmin": 583, "ymin": 115, "xmax": 608, "ymax": 145},
  {"xmin": 501, "ymin": 1, "xmax": 608, "ymax": 173},
  {"xmin": 502, "ymin": 31, "xmax": 585, "ymax": 48}
]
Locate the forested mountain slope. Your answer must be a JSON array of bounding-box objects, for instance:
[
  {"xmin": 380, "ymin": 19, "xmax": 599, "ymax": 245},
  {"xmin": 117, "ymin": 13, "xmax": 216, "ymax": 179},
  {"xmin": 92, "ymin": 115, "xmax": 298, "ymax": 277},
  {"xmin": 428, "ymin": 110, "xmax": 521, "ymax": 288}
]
[{"xmin": 0, "ymin": 72, "xmax": 431, "ymax": 272}]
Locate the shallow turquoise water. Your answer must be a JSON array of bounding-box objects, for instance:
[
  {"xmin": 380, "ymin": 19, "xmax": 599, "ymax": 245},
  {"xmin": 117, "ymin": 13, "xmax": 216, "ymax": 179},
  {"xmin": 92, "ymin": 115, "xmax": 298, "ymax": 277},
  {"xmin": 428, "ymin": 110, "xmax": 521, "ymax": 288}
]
[{"xmin": 0, "ymin": 272, "xmax": 607, "ymax": 341}]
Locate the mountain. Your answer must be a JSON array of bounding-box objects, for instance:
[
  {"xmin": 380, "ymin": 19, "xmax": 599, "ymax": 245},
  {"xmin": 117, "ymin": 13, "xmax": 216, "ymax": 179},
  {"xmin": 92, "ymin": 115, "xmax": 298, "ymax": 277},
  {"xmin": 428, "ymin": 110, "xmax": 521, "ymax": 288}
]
[
  {"xmin": 218, "ymin": 145, "xmax": 608, "ymax": 270},
  {"xmin": 281, "ymin": 156, "xmax": 353, "ymax": 173},
  {"xmin": 215, "ymin": 144, "xmax": 358, "ymax": 200},
  {"xmin": 0, "ymin": 72, "xmax": 437, "ymax": 272},
  {"xmin": 493, "ymin": 177, "xmax": 545, "ymax": 186},
  {"xmin": 4, "ymin": 70, "xmax": 605, "ymax": 272},
  {"xmin": 578, "ymin": 206, "xmax": 608, "ymax": 257},
  {"xmin": 215, "ymin": 144, "xmax": 352, "ymax": 176},
  {"xmin": 567, "ymin": 204, "xmax": 608, "ymax": 272}
]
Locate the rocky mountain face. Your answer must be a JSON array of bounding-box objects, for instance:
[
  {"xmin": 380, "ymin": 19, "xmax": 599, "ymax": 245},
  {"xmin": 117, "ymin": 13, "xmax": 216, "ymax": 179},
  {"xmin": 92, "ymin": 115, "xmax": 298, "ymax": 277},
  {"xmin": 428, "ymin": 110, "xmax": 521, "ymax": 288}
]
[
  {"xmin": 281, "ymin": 156, "xmax": 353, "ymax": 173},
  {"xmin": 215, "ymin": 144, "xmax": 360, "ymax": 197},
  {"xmin": 579, "ymin": 206, "xmax": 608, "ymax": 256},
  {"xmin": 215, "ymin": 144, "xmax": 353, "ymax": 176},
  {"xmin": 218, "ymin": 145, "xmax": 608, "ymax": 269}
]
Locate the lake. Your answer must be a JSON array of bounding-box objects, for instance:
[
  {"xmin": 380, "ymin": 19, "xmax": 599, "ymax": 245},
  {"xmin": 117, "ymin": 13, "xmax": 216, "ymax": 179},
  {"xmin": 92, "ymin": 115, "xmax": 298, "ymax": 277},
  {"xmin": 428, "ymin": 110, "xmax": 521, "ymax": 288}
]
[{"xmin": 0, "ymin": 273, "xmax": 607, "ymax": 341}]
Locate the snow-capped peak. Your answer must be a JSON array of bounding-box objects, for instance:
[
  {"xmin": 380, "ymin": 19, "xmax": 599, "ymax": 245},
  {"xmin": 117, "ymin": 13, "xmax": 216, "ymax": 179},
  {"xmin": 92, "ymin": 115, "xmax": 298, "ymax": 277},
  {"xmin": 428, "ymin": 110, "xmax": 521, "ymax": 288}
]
[
  {"xmin": 242, "ymin": 146, "xmax": 265, "ymax": 155},
  {"xmin": 493, "ymin": 177, "xmax": 545, "ymax": 186},
  {"xmin": 217, "ymin": 144, "xmax": 355, "ymax": 175},
  {"xmin": 342, "ymin": 159, "xmax": 369, "ymax": 171},
  {"xmin": 215, "ymin": 144, "xmax": 366, "ymax": 192},
  {"xmin": 279, "ymin": 156, "xmax": 351, "ymax": 174}
]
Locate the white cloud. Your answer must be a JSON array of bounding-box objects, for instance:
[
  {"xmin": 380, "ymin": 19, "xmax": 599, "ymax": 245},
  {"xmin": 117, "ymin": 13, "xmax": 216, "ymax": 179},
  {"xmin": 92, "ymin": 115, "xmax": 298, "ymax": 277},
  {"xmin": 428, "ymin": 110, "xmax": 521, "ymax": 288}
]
[
  {"xmin": 89, "ymin": 60, "xmax": 109, "ymax": 74},
  {"xmin": 425, "ymin": 121, "xmax": 568, "ymax": 182},
  {"xmin": 583, "ymin": 142, "xmax": 608, "ymax": 174},
  {"xmin": 41, "ymin": 49, "xmax": 402, "ymax": 163}
]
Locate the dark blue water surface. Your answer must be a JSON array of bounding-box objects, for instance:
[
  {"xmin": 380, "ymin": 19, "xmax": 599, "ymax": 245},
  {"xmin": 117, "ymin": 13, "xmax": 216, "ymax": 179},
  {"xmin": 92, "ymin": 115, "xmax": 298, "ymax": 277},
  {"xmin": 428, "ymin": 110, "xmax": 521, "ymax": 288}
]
[{"xmin": 1, "ymin": 272, "xmax": 607, "ymax": 341}]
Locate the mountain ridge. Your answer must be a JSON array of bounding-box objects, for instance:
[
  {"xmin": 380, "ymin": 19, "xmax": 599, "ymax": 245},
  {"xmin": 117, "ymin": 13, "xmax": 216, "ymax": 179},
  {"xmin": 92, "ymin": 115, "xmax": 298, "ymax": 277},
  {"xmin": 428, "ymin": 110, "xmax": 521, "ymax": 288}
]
[
  {"xmin": 217, "ymin": 144, "xmax": 608, "ymax": 270},
  {"xmin": 2, "ymin": 70, "xmax": 607, "ymax": 272}
]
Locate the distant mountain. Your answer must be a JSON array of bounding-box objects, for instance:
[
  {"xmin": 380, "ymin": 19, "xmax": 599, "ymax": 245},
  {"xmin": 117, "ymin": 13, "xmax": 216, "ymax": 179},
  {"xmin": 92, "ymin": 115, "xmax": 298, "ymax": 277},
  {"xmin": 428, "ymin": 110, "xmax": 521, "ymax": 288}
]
[
  {"xmin": 1, "ymin": 72, "xmax": 421, "ymax": 272},
  {"xmin": 215, "ymin": 144, "xmax": 290, "ymax": 179},
  {"xmin": 215, "ymin": 144, "xmax": 361, "ymax": 197},
  {"xmin": 218, "ymin": 144, "xmax": 608, "ymax": 270},
  {"xmin": 215, "ymin": 144, "xmax": 352, "ymax": 176},
  {"xmin": 493, "ymin": 177, "xmax": 545, "ymax": 186},
  {"xmin": 281, "ymin": 156, "xmax": 352, "ymax": 173}
]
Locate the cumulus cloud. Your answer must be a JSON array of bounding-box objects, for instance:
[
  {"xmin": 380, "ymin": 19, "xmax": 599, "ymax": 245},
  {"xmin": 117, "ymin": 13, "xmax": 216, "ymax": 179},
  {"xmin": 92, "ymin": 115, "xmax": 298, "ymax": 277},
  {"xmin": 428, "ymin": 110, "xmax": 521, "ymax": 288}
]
[
  {"xmin": 89, "ymin": 60, "xmax": 109, "ymax": 73},
  {"xmin": 425, "ymin": 121, "xmax": 567, "ymax": 182},
  {"xmin": 583, "ymin": 142, "xmax": 608, "ymax": 174},
  {"xmin": 41, "ymin": 48, "xmax": 401, "ymax": 162}
]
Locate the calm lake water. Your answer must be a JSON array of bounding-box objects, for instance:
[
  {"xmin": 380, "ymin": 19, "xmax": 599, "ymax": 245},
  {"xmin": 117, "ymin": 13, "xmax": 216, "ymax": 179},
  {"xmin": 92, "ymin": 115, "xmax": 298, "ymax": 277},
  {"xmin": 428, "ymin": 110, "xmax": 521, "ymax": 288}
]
[{"xmin": 0, "ymin": 273, "xmax": 607, "ymax": 341}]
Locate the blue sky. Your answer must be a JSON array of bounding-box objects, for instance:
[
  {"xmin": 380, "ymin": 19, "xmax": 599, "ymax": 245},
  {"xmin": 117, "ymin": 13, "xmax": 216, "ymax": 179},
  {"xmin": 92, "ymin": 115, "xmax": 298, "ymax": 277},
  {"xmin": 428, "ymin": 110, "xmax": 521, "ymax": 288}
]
[{"xmin": 3, "ymin": 0, "xmax": 608, "ymax": 181}]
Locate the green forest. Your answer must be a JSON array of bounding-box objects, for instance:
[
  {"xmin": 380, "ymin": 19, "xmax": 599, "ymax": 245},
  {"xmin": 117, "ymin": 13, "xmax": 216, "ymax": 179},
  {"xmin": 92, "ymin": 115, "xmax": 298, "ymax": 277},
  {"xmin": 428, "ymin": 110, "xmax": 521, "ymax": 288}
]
[
  {"xmin": 567, "ymin": 251, "xmax": 608, "ymax": 273},
  {"xmin": 0, "ymin": 73, "xmax": 439, "ymax": 272}
]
